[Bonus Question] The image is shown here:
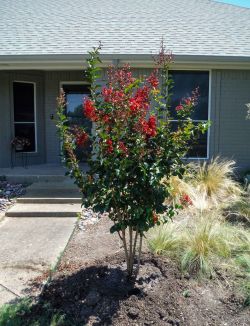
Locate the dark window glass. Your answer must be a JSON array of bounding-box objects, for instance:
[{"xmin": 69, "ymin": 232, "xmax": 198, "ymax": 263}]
[
  {"xmin": 63, "ymin": 84, "xmax": 92, "ymax": 161},
  {"xmin": 169, "ymin": 71, "xmax": 209, "ymax": 120},
  {"xmin": 14, "ymin": 124, "xmax": 35, "ymax": 152},
  {"xmin": 168, "ymin": 71, "xmax": 209, "ymax": 158},
  {"xmin": 13, "ymin": 82, "xmax": 36, "ymax": 152},
  {"xmin": 187, "ymin": 130, "xmax": 208, "ymax": 158},
  {"xmin": 170, "ymin": 121, "xmax": 208, "ymax": 159},
  {"xmin": 13, "ymin": 82, "xmax": 34, "ymax": 122}
]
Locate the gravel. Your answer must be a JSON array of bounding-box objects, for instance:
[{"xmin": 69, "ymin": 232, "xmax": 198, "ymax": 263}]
[
  {"xmin": 0, "ymin": 181, "xmax": 26, "ymax": 212},
  {"xmin": 77, "ymin": 207, "xmax": 108, "ymax": 231}
]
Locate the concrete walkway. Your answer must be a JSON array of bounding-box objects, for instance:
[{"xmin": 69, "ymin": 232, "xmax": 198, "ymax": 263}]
[
  {"xmin": 0, "ymin": 181, "xmax": 79, "ymax": 306},
  {"xmin": 0, "ymin": 217, "xmax": 76, "ymax": 305}
]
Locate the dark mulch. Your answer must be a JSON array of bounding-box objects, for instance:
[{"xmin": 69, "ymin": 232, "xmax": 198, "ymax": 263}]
[
  {"xmin": 24, "ymin": 252, "xmax": 249, "ymax": 326},
  {"xmin": 15, "ymin": 218, "xmax": 249, "ymax": 326}
]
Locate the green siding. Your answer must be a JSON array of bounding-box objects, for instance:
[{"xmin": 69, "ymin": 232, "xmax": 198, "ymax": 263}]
[
  {"xmin": 211, "ymin": 70, "xmax": 250, "ymax": 170},
  {"xmin": 0, "ymin": 68, "xmax": 249, "ymax": 170}
]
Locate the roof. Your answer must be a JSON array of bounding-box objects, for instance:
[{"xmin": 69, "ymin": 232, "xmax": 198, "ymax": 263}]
[{"xmin": 0, "ymin": 0, "xmax": 250, "ymax": 63}]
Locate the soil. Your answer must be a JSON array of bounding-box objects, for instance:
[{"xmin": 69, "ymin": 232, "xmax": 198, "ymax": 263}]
[{"xmin": 28, "ymin": 217, "xmax": 250, "ymax": 326}]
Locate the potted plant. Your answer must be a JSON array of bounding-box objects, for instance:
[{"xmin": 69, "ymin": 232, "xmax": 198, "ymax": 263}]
[{"xmin": 11, "ymin": 137, "xmax": 31, "ymax": 151}]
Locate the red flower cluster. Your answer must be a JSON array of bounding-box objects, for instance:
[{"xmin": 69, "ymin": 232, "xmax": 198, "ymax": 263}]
[
  {"xmin": 138, "ymin": 115, "xmax": 157, "ymax": 138},
  {"xmin": 180, "ymin": 194, "xmax": 192, "ymax": 206},
  {"xmin": 152, "ymin": 212, "xmax": 158, "ymax": 224},
  {"xmin": 118, "ymin": 141, "xmax": 128, "ymax": 154},
  {"xmin": 176, "ymin": 87, "xmax": 199, "ymax": 112},
  {"xmin": 100, "ymin": 113, "xmax": 111, "ymax": 124},
  {"xmin": 76, "ymin": 131, "xmax": 89, "ymax": 147},
  {"xmin": 154, "ymin": 40, "xmax": 174, "ymax": 66},
  {"xmin": 83, "ymin": 99, "xmax": 97, "ymax": 121},
  {"xmin": 147, "ymin": 71, "xmax": 159, "ymax": 88},
  {"xmin": 102, "ymin": 87, "xmax": 126, "ymax": 106},
  {"xmin": 106, "ymin": 139, "xmax": 113, "ymax": 154},
  {"xmin": 107, "ymin": 64, "xmax": 135, "ymax": 88},
  {"xmin": 129, "ymin": 86, "xmax": 150, "ymax": 114},
  {"xmin": 147, "ymin": 115, "xmax": 157, "ymax": 137},
  {"xmin": 176, "ymin": 105, "xmax": 184, "ymax": 111},
  {"xmin": 184, "ymin": 98, "xmax": 192, "ymax": 106}
]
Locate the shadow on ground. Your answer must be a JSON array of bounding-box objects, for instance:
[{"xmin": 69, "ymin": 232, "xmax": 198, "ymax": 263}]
[
  {"xmin": 1, "ymin": 264, "xmax": 140, "ymax": 326},
  {"xmin": 2, "ymin": 254, "xmax": 248, "ymax": 326}
]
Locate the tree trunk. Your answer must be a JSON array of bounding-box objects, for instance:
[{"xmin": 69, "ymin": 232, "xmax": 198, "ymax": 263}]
[{"xmin": 120, "ymin": 227, "xmax": 143, "ymax": 278}]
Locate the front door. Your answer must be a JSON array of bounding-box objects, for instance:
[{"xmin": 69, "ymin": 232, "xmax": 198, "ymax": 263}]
[{"xmin": 62, "ymin": 84, "xmax": 92, "ymax": 162}]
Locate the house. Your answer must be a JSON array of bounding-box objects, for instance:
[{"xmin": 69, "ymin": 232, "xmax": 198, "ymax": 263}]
[{"xmin": 0, "ymin": 0, "xmax": 250, "ymax": 170}]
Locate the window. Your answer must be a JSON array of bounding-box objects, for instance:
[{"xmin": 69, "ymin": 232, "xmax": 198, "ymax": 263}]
[
  {"xmin": 62, "ymin": 84, "xmax": 91, "ymax": 161},
  {"xmin": 170, "ymin": 71, "xmax": 209, "ymax": 158},
  {"xmin": 13, "ymin": 82, "xmax": 36, "ymax": 152}
]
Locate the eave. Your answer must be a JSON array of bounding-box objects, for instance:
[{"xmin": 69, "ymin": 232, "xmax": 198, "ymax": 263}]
[{"xmin": 0, "ymin": 54, "xmax": 250, "ymax": 70}]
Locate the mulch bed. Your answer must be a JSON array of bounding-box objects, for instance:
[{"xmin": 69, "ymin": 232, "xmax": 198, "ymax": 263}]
[
  {"xmin": 26, "ymin": 218, "xmax": 250, "ymax": 326},
  {"xmin": 31, "ymin": 252, "xmax": 248, "ymax": 326}
]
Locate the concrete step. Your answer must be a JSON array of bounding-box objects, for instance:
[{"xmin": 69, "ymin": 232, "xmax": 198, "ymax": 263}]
[
  {"xmin": 26, "ymin": 180, "xmax": 77, "ymax": 190},
  {"xmin": 5, "ymin": 175, "xmax": 69, "ymax": 184},
  {"xmin": 17, "ymin": 188, "xmax": 82, "ymax": 204},
  {"xmin": 17, "ymin": 198, "xmax": 82, "ymax": 204},
  {"xmin": 5, "ymin": 203, "xmax": 82, "ymax": 218}
]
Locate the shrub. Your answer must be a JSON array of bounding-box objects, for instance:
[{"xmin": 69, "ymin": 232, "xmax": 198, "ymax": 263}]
[
  {"xmin": 56, "ymin": 42, "xmax": 208, "ymax": 276},
  {"xmin": 148, "ymin": 211, "xmax": 250, "ymax": 277}
]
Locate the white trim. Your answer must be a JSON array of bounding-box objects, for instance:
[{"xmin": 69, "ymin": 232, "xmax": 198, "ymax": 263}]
[
  {"xmin": 1, "ymin": 62, "xmax": 250, "ymax": 71},
  {"xmin": 13, "ymin": 81, "xmax": 37, "ymax": 153}
]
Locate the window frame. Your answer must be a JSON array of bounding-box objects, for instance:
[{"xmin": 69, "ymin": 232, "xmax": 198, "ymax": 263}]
[
  {"xmin": 59, "ymin": 81, "xmax": 91, "ymax": 120},
  {"xmin": 13, "ymin": 81, "xmax": 37, "ymax": 153},
  {"xmin": 59, "ymin": 81, "xmax": 93, "ymax": 160},
  {"xmin": 168, "ymin": 69, "xmax": 211, "ymax": 160},
  {"xmin": 59, "ymin": 71, "xmax": 211, "ymax": 160}
]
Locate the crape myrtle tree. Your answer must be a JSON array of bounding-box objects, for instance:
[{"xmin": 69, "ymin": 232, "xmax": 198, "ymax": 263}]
[{"xmin": 57, "ymin": 42, "xmax": 208, "ymax": 277}]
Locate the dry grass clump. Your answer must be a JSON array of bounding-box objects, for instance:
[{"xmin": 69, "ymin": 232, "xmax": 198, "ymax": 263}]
[
  {"xmin": 148, "ymin": 211, "xmax": 250, "ymax": 277},
  {"xmin": 147, "ymin": 221, "xmax": 182, "ymax": 256},
  {"xmin": 188, "ymin": 157, "xmax": 243, "ymax": 207},
  {"xmin": 165, "ymin": 157, "xmax": 243, "ymax": 210},
  {"xmin": 225, "ymin": 197, "xmax": 250, "ymax": 225},
  {"xmin": 162, "ymin": 175, "xmax": 192, "ymax": 206},
  {"xmin": 180, "ymin": 217, "xmax": 231, "ymax": 275},
  {"xmin": 154, "ymin": 157, "xmax": 250, "ymax": 301}
]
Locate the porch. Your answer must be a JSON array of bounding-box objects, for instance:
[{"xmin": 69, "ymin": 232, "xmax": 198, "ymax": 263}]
[{"xmin": 0, "ymin": 164, "xmax": 88, "ymax": 184}]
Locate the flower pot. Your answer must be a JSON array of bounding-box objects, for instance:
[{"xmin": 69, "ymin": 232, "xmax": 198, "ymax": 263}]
[{"xmin": 15, "ymin": 144, "xmax": 24, "ymax": 151}]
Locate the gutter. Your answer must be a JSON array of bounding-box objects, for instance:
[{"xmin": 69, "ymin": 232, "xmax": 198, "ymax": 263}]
[{"xmin": 0, "ymin": 54, "xmax": 250, "ymax": 70}]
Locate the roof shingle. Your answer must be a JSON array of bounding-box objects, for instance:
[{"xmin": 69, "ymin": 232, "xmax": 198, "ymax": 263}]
[{"xmin": 0, "ymin": 0, "xmax": 250, "ymax": 58}]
